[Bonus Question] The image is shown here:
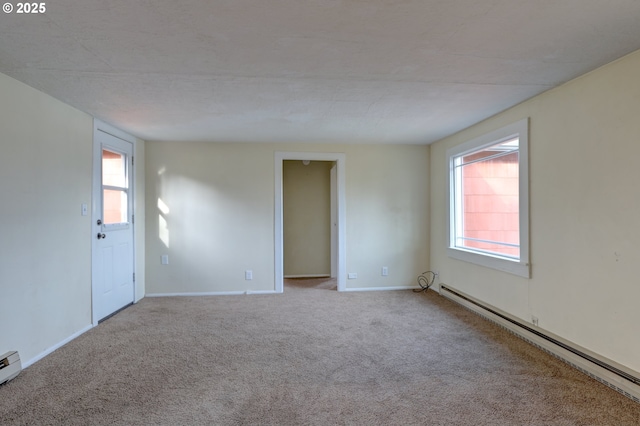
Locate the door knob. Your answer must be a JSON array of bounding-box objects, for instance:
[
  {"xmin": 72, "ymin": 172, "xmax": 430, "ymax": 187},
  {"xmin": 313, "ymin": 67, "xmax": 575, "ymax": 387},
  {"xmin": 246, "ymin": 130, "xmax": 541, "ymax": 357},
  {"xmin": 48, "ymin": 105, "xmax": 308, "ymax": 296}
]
[{"xmin": 97, "ymin": 233, "xmax": 106, "ymax": 239}]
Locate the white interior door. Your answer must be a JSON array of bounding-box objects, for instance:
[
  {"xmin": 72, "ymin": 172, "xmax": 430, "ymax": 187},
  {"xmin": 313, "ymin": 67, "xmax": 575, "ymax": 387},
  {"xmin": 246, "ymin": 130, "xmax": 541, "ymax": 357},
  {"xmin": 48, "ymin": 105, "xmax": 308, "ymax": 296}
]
[{"xmin": 92, "ymin": 126, "xmax": 135, "ymax": 323}]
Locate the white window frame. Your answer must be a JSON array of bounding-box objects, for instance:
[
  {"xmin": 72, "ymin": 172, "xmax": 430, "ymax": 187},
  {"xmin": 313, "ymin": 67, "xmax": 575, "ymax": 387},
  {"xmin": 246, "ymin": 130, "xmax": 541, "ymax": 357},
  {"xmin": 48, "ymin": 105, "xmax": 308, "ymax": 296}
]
[{"xmin": 446, "ymin": 118, "xmax": 530, "ymax": 278}]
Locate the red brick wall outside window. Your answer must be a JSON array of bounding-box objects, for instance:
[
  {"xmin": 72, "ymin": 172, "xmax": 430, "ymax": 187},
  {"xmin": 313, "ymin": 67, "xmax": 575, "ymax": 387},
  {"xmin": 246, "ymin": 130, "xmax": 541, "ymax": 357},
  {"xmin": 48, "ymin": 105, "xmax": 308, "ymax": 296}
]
[
  {"xmin": 458, "ymin": 149, "xmax": 519, "ymax": 258},
  {"xmin": 102, "ymin": 149, "xmax": 128, "ymax": 224}
]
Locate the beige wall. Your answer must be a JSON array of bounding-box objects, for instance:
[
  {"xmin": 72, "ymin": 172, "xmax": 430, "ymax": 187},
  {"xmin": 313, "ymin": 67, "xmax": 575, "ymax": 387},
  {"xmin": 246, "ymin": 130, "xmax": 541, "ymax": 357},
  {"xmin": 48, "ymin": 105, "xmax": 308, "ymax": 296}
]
[
  {"xmin": 0, "ymin": 73, "xmax": 93, "ymax": 363},
  {"xmin": 430, "ymin": 50, "xmax": 640, "ymax": 373},
  {"xmin": 283, "ymin": 160, "xmax": 333, "ymax": 277},
  {"xmin": 0, "ymin": 72, "xmax": 146, "ymax": 365},
  {"xmin": 145, "ymin": 142, "xmax": 430, "ymax": 293},
  {"xmin": 134, "ymin": 134, "xmax": 146, "ymax": 301}
]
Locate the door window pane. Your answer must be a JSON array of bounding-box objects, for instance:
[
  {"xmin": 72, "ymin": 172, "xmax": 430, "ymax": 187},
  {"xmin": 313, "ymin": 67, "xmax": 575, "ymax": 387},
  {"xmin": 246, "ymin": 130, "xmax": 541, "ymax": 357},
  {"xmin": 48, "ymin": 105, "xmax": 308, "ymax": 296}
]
[
  {"xmin": 103, "ymin": 189, "xmax": 128, "ymax": 224},
  {"xmin": 102, "ymin": 148, "xmax": 128, "ymax": 225},
  {"xmin": 102, "ymin": 149, "xmax": 126, "ymax": 187}
]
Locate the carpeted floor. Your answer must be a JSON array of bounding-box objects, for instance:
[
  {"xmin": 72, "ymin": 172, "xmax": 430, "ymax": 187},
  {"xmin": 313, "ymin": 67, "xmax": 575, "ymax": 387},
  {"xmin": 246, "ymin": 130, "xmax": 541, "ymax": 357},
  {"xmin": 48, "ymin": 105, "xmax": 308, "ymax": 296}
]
[{"xmin": 1, "ymin": 278, "xmax": 639, "ymax": 425}]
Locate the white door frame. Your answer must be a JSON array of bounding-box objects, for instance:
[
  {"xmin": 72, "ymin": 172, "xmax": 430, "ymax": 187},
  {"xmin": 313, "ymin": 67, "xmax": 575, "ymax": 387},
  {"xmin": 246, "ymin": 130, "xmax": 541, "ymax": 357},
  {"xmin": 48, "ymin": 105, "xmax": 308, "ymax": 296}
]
[
  {"xmin": 330, "ymin": 163, "xmax": 338, "ymax": 278},
  {"xmin": 91, "ymin": 119, "xmax": 137, "ymax": 325},
  {"xmin": 275, "ymin": 152, "xmax": 346, "ymax": 292}
]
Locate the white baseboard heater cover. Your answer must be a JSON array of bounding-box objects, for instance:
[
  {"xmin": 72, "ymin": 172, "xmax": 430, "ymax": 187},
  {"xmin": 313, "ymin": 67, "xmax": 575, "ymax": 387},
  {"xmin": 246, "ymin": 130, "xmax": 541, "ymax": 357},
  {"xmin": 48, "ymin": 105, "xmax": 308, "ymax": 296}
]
[
  {"xmin": 0, "ymin": 351, "xmax": 22, "ymax": 384},
  {"xmin": 439, "ymin": 284, "xmax": 640, "ymax": 404}
]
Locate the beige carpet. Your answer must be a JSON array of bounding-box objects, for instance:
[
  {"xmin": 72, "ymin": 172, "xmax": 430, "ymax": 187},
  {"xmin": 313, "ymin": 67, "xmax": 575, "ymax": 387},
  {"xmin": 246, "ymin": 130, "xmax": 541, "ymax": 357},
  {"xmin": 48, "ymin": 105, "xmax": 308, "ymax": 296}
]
[{"xmin": 1, "ymin": 278, "xmax": 639, "ymax": 425}]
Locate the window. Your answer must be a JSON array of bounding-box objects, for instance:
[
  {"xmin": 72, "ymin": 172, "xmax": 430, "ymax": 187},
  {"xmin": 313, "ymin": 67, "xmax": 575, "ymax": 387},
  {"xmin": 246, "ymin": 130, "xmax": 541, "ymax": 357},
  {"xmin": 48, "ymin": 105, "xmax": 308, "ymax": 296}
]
[
  {"xmin": 102, "ymin": 149, "xmax": 129, "ymax": 225},
  {"xmin": 447, "ymin": 119, "xmax": 530, "ymax": 277}
]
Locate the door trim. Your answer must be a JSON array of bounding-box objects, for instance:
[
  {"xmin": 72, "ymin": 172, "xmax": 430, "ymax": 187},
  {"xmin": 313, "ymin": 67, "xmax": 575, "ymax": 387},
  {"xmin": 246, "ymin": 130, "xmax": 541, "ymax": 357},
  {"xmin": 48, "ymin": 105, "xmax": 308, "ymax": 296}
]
[
  {"xmin": 275, "ymin": 152, "xmax": 346, "ymax": 292},
  {"xmin": 91, "ymin": 119, "xmax": 138, "ymax": 325},
  {"xmin": 330, "ymin": 163, "xmax": 338, "ymax": 278}
]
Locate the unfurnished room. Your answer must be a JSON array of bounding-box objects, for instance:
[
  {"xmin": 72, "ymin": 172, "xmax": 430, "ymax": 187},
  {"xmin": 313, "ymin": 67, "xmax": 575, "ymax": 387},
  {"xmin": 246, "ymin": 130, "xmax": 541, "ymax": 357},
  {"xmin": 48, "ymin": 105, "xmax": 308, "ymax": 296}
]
[{"xmin": 1, "ymin": 1, "xmax": 640, "ymax": 424}]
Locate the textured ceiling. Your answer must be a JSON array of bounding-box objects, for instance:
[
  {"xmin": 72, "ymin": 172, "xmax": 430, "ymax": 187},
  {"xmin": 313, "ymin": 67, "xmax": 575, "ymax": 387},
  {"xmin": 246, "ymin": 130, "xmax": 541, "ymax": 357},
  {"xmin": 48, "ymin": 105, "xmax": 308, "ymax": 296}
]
[{"xmin": 2, "ymin": 0, "xmax": 640, "ymax": 144}]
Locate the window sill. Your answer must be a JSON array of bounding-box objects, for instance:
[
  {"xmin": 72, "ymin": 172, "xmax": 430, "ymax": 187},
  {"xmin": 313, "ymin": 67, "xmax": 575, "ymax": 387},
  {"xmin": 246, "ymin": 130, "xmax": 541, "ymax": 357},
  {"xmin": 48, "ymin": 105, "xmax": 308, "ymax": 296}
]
[{"xmin": 447, "ymin": 247, "xmax": 530, "ymax": 278}]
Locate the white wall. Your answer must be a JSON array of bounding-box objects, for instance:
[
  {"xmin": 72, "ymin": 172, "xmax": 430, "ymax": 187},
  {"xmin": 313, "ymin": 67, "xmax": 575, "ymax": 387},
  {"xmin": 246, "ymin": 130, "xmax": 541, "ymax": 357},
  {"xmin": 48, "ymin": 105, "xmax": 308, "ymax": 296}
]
[
  {"xmin": 0, "ymin": 72, "xmax": 145, "ymax": 365},
  {"xmin": 430, "ymin": 49, "xmax": 640, "ymax": 373},
  {"xmin": 145, "ymin": 142, "xmax": 430, "ymax": 294},
  {"xmin": 283, "ymin": 160, "xmax": 332, "ymax": 277}
]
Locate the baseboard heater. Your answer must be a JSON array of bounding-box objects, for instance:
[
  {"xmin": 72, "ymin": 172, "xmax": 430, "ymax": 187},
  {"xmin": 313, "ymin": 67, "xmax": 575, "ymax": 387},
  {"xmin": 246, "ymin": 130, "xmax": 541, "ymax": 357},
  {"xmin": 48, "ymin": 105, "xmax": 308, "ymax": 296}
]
[
  {"xmin": 0, "ymin": 351, "xmax": 22, "ymax": 385},
  {"xmin": 439, "ymin": 284, "xmax": 640, "ymax": 403}
]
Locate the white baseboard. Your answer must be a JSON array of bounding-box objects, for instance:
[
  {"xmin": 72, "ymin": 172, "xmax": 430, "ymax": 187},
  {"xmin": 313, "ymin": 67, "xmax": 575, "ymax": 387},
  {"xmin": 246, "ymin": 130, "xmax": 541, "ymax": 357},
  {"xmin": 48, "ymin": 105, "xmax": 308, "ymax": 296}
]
[
  {"xmin": 146, "ymin": 290, "xmax": 279, "ymax": 297},
  {"xmin": 23, "ymin": 324, "xmax": 94, "ymax": 369},
  {"xmin": 439, "ymin": 284, "xmax": 640, "ymax": 404},
  {"xmin": 343, "ymin": 285, "xmax": 420, "ymax": 292},
  {"xmin": 245, "ymin": 289, "xmax": 280, "ymax": 295},
  {"xmin": 284, "ymin": 274, "xmax": 331, "ymax": 279}
]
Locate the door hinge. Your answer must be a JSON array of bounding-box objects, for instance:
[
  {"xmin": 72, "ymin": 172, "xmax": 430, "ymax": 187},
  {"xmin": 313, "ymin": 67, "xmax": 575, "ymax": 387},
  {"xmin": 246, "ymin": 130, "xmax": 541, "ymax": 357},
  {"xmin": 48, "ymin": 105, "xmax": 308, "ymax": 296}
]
[
  {"xmin": 132, "ymin": 214, "xmax": 134, "ymax": 224},
  {"xmin": 133, "ymin": 273, "xmax": 136, "ymax": 283},
  {"xmin": 132, "ymin": 156, "xmax": 134, "ymax": 166}
]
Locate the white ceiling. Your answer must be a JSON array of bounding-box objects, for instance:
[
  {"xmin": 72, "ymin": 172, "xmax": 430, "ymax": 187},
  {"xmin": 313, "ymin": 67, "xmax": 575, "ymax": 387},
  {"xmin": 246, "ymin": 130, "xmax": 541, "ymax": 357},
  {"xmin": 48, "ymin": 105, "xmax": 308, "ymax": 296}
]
[{"xmin": 2, "ymin": 0, "xmax": 640, "ymax": 144}]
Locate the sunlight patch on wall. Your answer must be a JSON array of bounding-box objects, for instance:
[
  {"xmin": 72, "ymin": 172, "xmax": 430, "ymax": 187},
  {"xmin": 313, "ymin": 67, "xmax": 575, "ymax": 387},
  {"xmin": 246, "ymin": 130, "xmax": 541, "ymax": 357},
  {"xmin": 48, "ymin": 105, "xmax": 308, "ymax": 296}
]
[
  {"xmin": 159, "ymin": 212, "xmax": 169, "ymax": 248},
  {"xmin": 158, "ymin": 198, "xmax": 170, "ymax": 215}
]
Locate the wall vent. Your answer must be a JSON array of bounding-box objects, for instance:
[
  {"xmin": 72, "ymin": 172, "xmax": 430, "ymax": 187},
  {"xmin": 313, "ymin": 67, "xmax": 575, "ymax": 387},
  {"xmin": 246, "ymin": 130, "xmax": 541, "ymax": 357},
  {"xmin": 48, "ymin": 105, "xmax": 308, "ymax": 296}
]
[
  {"xmin": 0, "ymin": 351, "xmax": 22, "ymax": 385},
  {"xmin": 439, "ymin": 284, "xmax": 640, "ymax": 404}
]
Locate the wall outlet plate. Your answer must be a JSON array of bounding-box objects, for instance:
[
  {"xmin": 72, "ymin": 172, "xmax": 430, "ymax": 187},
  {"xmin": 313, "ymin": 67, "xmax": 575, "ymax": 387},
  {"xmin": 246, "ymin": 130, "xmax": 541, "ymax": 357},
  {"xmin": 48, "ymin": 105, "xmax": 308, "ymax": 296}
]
[
  {"xmin": 348, "ymin": 272, "xmax": 357, "ymax": 279},
  {"xmin": 381, "ymin": 267, "xmax": 388, "ymax": 276}
]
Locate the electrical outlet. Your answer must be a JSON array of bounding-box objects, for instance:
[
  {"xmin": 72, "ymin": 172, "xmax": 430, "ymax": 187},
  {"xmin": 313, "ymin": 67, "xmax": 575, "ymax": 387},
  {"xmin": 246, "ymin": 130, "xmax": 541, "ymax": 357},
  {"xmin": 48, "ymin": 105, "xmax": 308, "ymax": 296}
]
[
  {"xmin": 348, "ymin": 272, "xmax": 357, "ymax": 279},
  {"xmin": 381, "ymin": 266, "xmax": 388, "ymax": 276},
  {"xmin": 245, "ymin": 270, "xmax": 253, "ymax": 280},
  {"xmin": 531, "ymin": 316, "xmax": 539, "ymax": 326}
]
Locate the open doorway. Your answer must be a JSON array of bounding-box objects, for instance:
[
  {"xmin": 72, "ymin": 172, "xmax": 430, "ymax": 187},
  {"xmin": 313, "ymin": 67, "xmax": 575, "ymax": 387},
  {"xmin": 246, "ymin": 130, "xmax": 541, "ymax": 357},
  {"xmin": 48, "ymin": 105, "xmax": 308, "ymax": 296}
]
[
  {"xmin": 274, "ymin": 152, "xmax": 346, "ymax": 292},
  {"xmin": 283, "ymin": 160, "xmax": 334, "ymax": 289}
]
